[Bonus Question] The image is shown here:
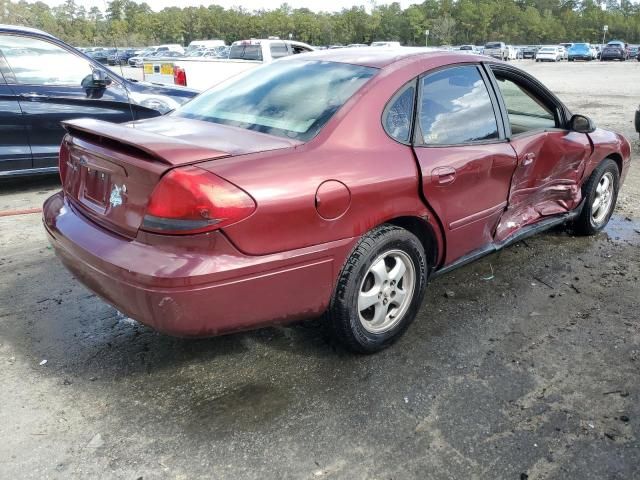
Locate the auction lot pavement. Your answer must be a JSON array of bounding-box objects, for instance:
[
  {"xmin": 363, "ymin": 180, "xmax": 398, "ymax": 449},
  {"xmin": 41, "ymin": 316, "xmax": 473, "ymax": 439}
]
[{"xmin": 1, "ymin": 61, "xmax": 639, "ymax": 479}]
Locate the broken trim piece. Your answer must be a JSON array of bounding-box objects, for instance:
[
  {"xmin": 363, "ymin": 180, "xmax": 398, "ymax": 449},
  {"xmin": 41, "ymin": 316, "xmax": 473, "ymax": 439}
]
[{"xmin": 431, "ymin": 199, "xmax": 585, "ymax": 278}]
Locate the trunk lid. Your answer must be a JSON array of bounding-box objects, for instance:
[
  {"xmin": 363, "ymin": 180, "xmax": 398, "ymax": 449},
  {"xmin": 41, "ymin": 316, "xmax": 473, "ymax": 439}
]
[{"xmin": 60, "ymin": 118, "xmax": 299, "ymax": 238}]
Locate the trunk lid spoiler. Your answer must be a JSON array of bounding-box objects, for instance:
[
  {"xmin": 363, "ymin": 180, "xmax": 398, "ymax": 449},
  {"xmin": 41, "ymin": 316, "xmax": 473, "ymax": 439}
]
[{"xmin": 62, "ymin": 118, "xmax": 231, "ymax": 165}]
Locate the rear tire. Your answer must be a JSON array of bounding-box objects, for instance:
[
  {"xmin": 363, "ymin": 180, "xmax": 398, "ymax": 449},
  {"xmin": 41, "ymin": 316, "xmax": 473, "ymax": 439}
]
[
  {"xmin": 572, "ymin": 159, "xmax": 619, "ymax": 236},
  {"xmin": 328, "ymin": 225, "xmax": 428, "ymax": 353}
]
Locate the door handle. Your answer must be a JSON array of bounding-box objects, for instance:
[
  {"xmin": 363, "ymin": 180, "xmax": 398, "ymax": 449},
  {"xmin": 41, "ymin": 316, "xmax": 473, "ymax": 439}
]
[
  {"xmin": 19, "ymin": 92, "xmax": 49, "ymax": 100},
  {"xmin": 431, "ymin": 166, "xmax": 456, "ymax": 185},
  {"xmin": 522, "ymin": 152, "xmax": 536, "ymax": 166}
]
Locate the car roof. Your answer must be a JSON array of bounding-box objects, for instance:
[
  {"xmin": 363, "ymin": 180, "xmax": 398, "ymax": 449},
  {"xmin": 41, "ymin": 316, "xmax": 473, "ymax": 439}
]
[
  {"xmin": 291, "ymin": 47, "xmax": 482, "ymax": 68},
  {"xmin": 0, "ymin": 24, "xmax": 54, "ymax": 38}
]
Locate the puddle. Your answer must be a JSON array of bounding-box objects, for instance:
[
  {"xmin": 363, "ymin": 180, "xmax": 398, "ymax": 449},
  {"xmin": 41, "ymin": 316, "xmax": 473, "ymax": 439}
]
[{"xmin": 603, "ymin": 215, "xmax": 640, "ymax": 244}]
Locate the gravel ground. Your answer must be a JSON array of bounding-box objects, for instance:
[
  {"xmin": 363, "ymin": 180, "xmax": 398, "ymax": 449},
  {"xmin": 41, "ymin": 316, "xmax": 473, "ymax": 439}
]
[{"xmin": 0, "ymin": 60, "xmax": 638, "ymax": 480}]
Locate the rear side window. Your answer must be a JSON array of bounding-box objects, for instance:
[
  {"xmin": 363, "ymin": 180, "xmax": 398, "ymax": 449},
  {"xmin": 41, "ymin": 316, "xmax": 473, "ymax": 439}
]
[
  {"xmin": 383, "ymin": 82, "xmax": 415, "ymax": 143},
  {"xmin": 270, "ymin": 42, "xmax": 289, "ymax": 59},
  {"xmin": 417, "ymin": 66, "xmax": 499, "ymax": 145},
  {"xmin": 229, "ymin": 45, "xmax": 263, "ymax": 61}
]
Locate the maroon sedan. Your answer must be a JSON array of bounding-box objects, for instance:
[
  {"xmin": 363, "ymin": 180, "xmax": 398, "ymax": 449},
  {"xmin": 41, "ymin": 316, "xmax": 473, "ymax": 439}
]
[{"xmin": 43, "ymin": 49, "xmax": 631, "ymax": 353}]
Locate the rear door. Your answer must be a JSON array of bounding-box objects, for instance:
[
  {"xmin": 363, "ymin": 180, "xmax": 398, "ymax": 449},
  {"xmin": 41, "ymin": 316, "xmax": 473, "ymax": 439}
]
[
  {"xmin": 0, "ymin": 66, "xmax": 31, "ymax": 173},
  {"xmin": 0, "ymin": 33, "xmax": 144, "ymax": 171},
  {"xmin": 411, "ymin": 64, "xmax": 518, "ymax": 264},
  {"xmin": 486, "ymin": 64, "xmax": 591, "ymax": 242}
]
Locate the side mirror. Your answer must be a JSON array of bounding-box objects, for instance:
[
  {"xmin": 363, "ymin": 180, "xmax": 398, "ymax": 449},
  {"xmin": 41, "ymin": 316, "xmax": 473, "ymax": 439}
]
[
  {"xmin": 569, "ymin": 114, "xmax": 596, "ymax": 133},
  {"xmin": 81, "ymin": 69, "xmax": 111, "ymax": 89}
]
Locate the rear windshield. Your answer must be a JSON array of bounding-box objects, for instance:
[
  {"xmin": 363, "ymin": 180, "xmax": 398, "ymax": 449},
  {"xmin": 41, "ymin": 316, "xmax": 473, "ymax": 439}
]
[
  {"xmin": 485, "ymin": 42, "xmax": 502, "ymax": 49},
  {"xmin": 175, "ymin": 60, "xmax": 377, "ymax": 141},
  {"xmin": 229, "ymin": 44, "xmax": 262, "ymax": 61}
]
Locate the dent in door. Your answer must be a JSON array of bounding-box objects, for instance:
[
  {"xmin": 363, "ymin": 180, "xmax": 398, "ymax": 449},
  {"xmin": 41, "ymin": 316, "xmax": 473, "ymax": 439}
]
[{"xmin": 496, "ymin": 131, "xmax": 591, "ymax": 242}]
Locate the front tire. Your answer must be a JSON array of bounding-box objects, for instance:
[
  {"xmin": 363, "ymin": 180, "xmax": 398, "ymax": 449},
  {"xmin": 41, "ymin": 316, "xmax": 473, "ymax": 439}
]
[
  {"xmin": 328, "ymin": 225, "xmax": 428, "ymax": 353},
  {"xmin": 572, "ymin": 159, "xmax": 620, "ymax": 235}
]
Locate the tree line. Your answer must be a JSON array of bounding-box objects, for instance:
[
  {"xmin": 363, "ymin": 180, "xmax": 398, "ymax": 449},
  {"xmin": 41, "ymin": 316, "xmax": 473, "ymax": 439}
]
[{"xmin": 1, "ymin": 0, "xmax": 639, "ymax": 47}]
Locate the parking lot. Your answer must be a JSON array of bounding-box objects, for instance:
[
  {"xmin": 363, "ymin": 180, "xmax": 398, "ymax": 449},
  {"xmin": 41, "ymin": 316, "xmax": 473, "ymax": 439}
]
[{"xmin": 1, "ymin": 60, "xmax": 639, "ymax": 479}]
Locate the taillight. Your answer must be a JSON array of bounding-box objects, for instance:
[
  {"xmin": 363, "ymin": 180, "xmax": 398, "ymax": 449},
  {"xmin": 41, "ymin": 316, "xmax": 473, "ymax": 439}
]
[
  {"xmin": 173, "ymin": 66, "xmax": 187, "ymax": 86},
  {"xmin": 142, "ymin": 166, "xmax": 255, "ymax": 235},
  {"xmin": 59, "ymin": 140, "xmax": 70, "ymax": 184}
]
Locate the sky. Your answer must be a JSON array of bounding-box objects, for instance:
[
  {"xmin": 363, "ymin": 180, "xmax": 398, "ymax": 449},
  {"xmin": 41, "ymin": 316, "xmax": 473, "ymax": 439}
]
[{"xmin": 33, "ymin": 0, "xmax": 416, "ymax": 13}]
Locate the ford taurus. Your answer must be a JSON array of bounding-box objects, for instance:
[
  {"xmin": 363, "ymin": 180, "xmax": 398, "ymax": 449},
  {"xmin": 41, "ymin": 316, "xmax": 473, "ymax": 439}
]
[{"xmin": 43, "ymin": 49, "xmax": 631, "ymax": 353}]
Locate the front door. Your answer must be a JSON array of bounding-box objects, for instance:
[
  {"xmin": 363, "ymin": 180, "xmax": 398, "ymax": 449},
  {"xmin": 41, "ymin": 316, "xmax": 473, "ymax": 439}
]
[
  {"xmin": 487, "ymin": 65, "xmax": 592, "ymax": 242},
  {"xmin": 412, "ymin": 64, "xmax": 518, "ymax": 264},
  {"xmin": 0, "ymin": 33, "xmax": 139, "ymax": 171},
  {"xmin": 0, "ymin": 79, "xmax": 31, "ymax": 173}
]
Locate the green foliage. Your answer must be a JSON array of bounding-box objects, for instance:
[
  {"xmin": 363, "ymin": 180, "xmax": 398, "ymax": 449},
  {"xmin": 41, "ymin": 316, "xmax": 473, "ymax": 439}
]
[{"xmin": 0, "ymin": 0, "xmax": 638, "ymax": 47}]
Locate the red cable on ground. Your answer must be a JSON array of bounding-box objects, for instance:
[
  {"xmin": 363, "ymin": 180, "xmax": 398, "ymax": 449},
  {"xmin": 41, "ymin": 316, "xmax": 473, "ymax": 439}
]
[{"xmin": 0, "ymin": 207, "xmax": 42, "ymax": 217}]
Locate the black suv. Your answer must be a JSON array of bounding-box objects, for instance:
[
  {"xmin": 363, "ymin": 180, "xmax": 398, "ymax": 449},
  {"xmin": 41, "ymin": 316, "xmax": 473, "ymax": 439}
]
[{"xmin": 0, "ymin": 25, "xmax": 198, "ymax": 177}]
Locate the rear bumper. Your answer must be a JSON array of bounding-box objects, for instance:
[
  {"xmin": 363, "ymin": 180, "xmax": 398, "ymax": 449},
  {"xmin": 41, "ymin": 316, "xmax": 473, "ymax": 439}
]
[{"xmin": 43, "ymin": 192, "xmax": 356, "ymax": 337}]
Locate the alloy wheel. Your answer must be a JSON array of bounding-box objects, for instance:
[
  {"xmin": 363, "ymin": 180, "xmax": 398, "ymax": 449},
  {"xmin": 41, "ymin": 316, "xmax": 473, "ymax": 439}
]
[
  {"xmin": 357, "ymin": 250, "xmax": 416, "ymax": 334},
  {"xmin": 591, "ymin": 172, "xmax": 615, "ymax": 226}
]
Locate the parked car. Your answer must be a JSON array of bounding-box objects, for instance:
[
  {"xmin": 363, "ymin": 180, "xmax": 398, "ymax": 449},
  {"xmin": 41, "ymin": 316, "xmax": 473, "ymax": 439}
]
[
  {"xmin": 568, "ymin": 43, "xmax": 594, "ymax": 61},
  {"xmin": 535, "ymin": 46, "xmax": 564, "ymax": 62},
  {"xmin": 600, "ymin": 40, "xmax": 628, "ymax": 61},
  {"xmin": 370, "ymin": 41, "xmax": 401, "ymax": 47},
  {"xmin": 43, "ymin": 49, "xmax": 630, "ymax": 353},
  {"xmin": 185, "ymin": 39, "xmax": 225, "ymax": 53},
  {"xmin": 0, "ymin": 25, "xmax": 198, "ymax": 177},
  {"xmin": 458, "ymin": 45, "xmax": 478, "ymax": 53},
  {"xmin": 484, "ymin": 41, "xmax": 509, "ymax": 60},
  {"xmin": 90, "ymin": 47, "xmax": 117, "ymax": 64},
  {"xmin": 521, "ymin": 45, "xmax": 538, "ymax": 59},
  {"xmin": 108, "ymin": 48, "xmax": 141, "ymax": 65},
  {"xmin": 559, "ymin": 42, "xmax": 574, "ymax": 54},
  {"xmin": 142, "ymin": 39, "xmax": 314, "ymax": 90},
  {"xmin": 559, "ymin": 45, "xmax": 568, "ymax": 60},
  {"xmin": 128, "ymin": 44, "xmax": 184, "ymax": 67}
]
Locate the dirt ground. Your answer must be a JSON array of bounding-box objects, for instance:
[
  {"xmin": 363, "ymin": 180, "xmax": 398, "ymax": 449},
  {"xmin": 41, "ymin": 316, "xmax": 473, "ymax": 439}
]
[{"xmin": 1, "ymin": 61, "xmax": 638, "ymax": 480}]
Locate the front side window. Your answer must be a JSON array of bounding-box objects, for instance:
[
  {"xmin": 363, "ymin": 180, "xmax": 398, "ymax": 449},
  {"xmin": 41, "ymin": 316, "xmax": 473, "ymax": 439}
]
[
  {"xmin": 0, "ymin": 34, "xmax": 93, "ymax": 85},
  {"xmin": 176, "ymin": 60, "xmax": 376, "ymax": 141},
  {"xmin": 493, "ymin": 73, "xmax": 556, "ymax": 135},
  {"xmin": 417, "ymin": 65, "xmax": 499, "ymax": 145}
]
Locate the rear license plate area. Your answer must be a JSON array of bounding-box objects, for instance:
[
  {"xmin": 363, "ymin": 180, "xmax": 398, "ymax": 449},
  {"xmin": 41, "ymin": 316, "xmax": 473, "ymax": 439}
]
[{"xmin": 83, "ymin": 167, "xmax": 110, "ymax": 207}]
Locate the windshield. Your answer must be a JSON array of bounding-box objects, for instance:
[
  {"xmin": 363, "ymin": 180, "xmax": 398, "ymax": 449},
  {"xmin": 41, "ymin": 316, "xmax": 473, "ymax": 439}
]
[
  {"xmin": 485, "ymin": 43, "xmax": 502, "ymax": 49},
  {"xmin": 175, "ymin": 60, "xmax": 377, "ymax": 141},
  {"xmin": 539, "ymin": 47, "xmax": 555, "ymax": 52},
  {"xmin": 571, "ymin": 44, "xmax": 589, "ymax": 51}
]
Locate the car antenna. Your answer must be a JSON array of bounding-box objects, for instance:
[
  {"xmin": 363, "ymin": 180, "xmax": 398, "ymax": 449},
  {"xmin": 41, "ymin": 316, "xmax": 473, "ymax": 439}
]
[
  {"xmin": 103, "ymin": 0, "xmax": 136, "ymax": 127},
  {"xmin": 114, "ymin": 40, "xmax": 136, "ymax": 128}
]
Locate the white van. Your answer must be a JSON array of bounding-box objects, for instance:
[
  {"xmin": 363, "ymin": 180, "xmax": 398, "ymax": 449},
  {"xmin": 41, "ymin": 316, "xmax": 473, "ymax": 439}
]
[
  {"xmin": 371, "ymin": 41, "xmax": 401, "ymax": 47},
  {"xmin": 157, "ymin": 43, "xmax": 184, "ymax": 54},
  {"xmin": 187, "ymin": 40, "xmax": 226, "ymax": 52}
]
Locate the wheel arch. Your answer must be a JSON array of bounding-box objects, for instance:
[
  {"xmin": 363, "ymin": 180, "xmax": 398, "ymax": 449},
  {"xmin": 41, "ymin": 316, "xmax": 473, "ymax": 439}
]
[
  {"xmin": 386, "ymin": 215, "xmax": 442, "ymax": 273},
  {"xmin": 606, "ymin": 152, "xmax": 623, "ymax": 175}
]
